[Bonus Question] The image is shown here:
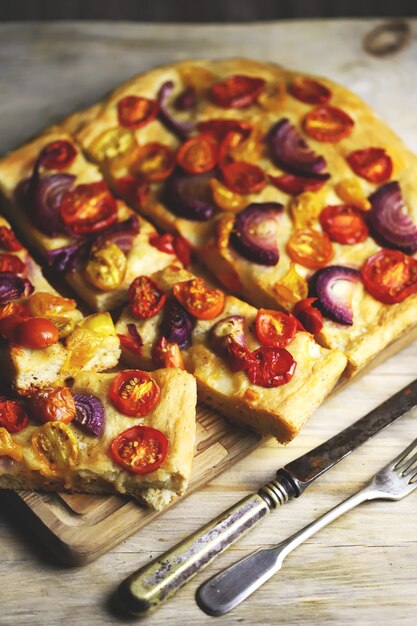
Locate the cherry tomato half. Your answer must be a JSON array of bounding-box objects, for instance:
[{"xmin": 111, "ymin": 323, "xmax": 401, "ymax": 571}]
[
  {"xmin": 320, "ymin": 204, "xmax": 368, "ymax": 245},
  {"xmin": 0, "ymin": 226, "xmax": 22, "ymax": 252},
  {"xmin": 29, "ymin": 387, "xmax": 76, "ymax": 424},
  {"xmin": 117, "ymin": 95, "xmax": 159, "ymax": 130},
  {"xmin": 176, "ymin": 134, "xmax": 218, "ymax": 174},
  {"xmin": 269, "ymin": 173, "xmax": 327, "ymax": 196},
  {"xmin": 293, "ymin": 298, "xmax": 324, "ymax": 334},
  {"xmin": 14, "ymin": 317, "xmax": 59, "ymax": 349},
  {"xmin": 60, "ymin": 181, "xmax": 118, "ymax": 236},
  {"xmin": 128, "ymin": 276, "xmax": 166, "ymax": 319},
  {"xmin": 304, "ymin": 105, "xmax": 354, "ymax": 143},
  {"xmin": 118, "ymin": 333, "xmax": 143, "ymax": 356},
  {"xmin": 39, "ymin": 140, "xmax": 77, "ymax": 170},
  {"xmin": 247, "ymin": 346, "xmax": 297, "ymax": 388},
  {"xmin": 361, "ymin": 249, "xmax": 417, "ymax": 304},
  {"xmin": 197, "ymin": 119, "xmax": 252, "ymax": 141},
  {"xmin": 134, "ymin": 142, "xmax": 176, "ymax": 182},
  {"xmin": 347, "ymin": 148, "xmax": 393, "ymax": 184},
  {"xmin": 289, "ymin": 77, "xmax": 331, "ymax": 105},
  {"xmin": 32, "ymin": 422, "xmax": 79, "ymax": 474},
  {"xmin": 210, "ymin": 75, "xmax": 266, "ymax": 109},
  {"xmin": 0, "ymin": 398, "xmax": 28, "ymax": 433},
  {"xmin": 173, "ymin": 278, "xmax": 225, "ymax": 320},
  {"xmin": 255, "ymin": 309, "xmax": 297, "ymax": 348},
  {"xmin": 0, "ymin": 303, "xmax": 29, "ymax": 340},
  {"xmin": 222, "ymin": 162, "xmax": 266, "ymax": 195},
  {"xmin": 110, "ymin": 425, "xmax": 168, "ymax": 474},
  {"xmin": 27, "ymin": 292, "xmax": 76, "ymax": 318},
  {"xmin": 152, "ymin": 336, "xmax": 184, "ymax": 369},
  {"xmin": 108, "ymin": 370, "xmax": 161, "ymax": 417},
  {"xmin": 114, "ymin": 176, "xmax": 150, "ymax": 211},
  {"xmin": 287, "ymin": 228, "xmax": 334, "ymax": 269},
  {"xmin": 0, "ymin": 253, "xmax": 25, "ymax": 274},
  {"xmin": 227, "ymin": 340, "xmax": 257, "ymax": 373}
]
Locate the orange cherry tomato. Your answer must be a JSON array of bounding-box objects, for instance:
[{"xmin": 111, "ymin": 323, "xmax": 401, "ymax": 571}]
[
  {"xmin": 255, "ymin": 309, "xmax": 297, "ymax": 348},
  {"xmin": 320, "ymin": 204, "xmax": 368, "ymax": 245},
  {"xmin": 0, "ymin": 398, "xmax": 28, "ymax": 433},
  {"xmin": 60, "ymin": 181, "xmax": 117, "ymax": 236},
  {"xmin": 197, "ymin": 119, "xmax": 252, "ymax": 141},
  {"xmin": 117, "ymin": 95, "xmax": 159, "ymax": 130},
  {"xmin": 222, "ymin": 162, "xmax": 266, "ymax": 195},
  {"xmin": 110, "ymin": 425, "xmax": 168, "ymax": 474},
  {"xmin": 14, "ymin": 317, "xmax": 59, "ymax": 348},
  {"xmin": 173, "ymin": 278, "xmax": 225, "ymax": 320},
  {"xmin": 29, "ymin": 387, "xmax": 76, "ymax": 424},
  {"xmin": 269, "ymin": 173, "xmax": 327, "ymax": 196},
  {"xmin": 287, "ymin": 228, "xmax": 334, "ymax": 269},
  {"xmin": 347, "ymin": 148, "xmax": 393, "ymax": 184},
  {"xmin": 152, "ymin": 336, "xmax": 184, "ymax": 369},
  {"xmin": 304, "ymin": 105, "xmax": 354, "ymax": 143},
  {"xmin": 210, "ymin": 75, "xmax": 266, "ymax": 108},
  {"xmin": 293, "ymin": 298, "xmax": 324, "ymax": 334},
  {"xmin": 247, "ymin": 346, "xmax": 297, "ymax": 388},
  {"xmin": 361, "ymin": 249, "xmax": 417, "ymax": 304},
  {"xmin": 210, "ymin": 178, "xmax": 247, "ymax": 212},
  {"xmin": 0, "ymin": 226, "xmax": 22, "ymax": 252},
  {"xmin": 176, "ymin": 134, "xmax": 218, "ymax": 174},
  {"xmin": 289, "ymin": 77, "xmax": 331, "ymax": 105},
  {"xmin": 0, "ymin": 253, "xmax": 25, "ymax": 274},
  {"xmin": 108, "ymin": 370, "xmax": 160, "ymax": 417},
  {"xmin": 134, "ymin": 142, "xmax": 176, "ymax": 182},
  {"xmin": 39, "ymin": 140, "xmax": 77, "ymax": 170},
  {"xmin": 0, "ymin": 303, "xmax": 29, "ymax": 340},
  {"xmin": 114, "ymin": 176, "xmax": 150, "ymax": 211},
  {"xmin": 27, "ymin": 292, "xmax": 77, "ymax": 318},
  {"xmin": 128, "ymin": 276, "xmax": 166, "ymax": 319}
]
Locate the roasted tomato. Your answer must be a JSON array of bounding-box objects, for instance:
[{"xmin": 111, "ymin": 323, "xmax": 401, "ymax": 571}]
[
  {"xmin": 227, "ymin": 340, "xmax": 257, "ymax": 373},
  {"xmin": 335, "ymin": 178, "xmax": 371, "ymax": 212},
  {"xmin": 0, "ymin": 302, "xmax": 29, "ymax": 340},
  {"xmin": 0, "ymin": 398, "xmax": 28, "ymax": 433},
  {"xmin": 85, "ymin": 242, "xmax": 127, "ymax": 292},
  {"xmin": 149, "ymin": 232, "xmax": 192, "ymax": 267},
  {"xmin": 273, "ymin": 263, "xmax": 309, "ymax": 309},
  {"xmin": 304, "ymin": 105, "xmax": 354, "ymax": 143},
  {"xmin": 0, "ymin": 226, "xmax": 22, "ymax": 252},
  {"xmin": 269, "ymin": 173, "xmax": 327, "ymax": 196},
  {"xmin": 109, "ymin": 370, "xmax": 161, "ymax": 417},
  {"xmin": 0, "ymin": 253, "xmax": 25, "ymax": 274},
  {"xmin": 247, "ymin": 346, "xmax": 297, "ymax": 388},
  {"xmin": 39, "ymin": 140, "xmax": 77, "ymax": 170},
  {"xmin": 0, "ymin": 427, "xmax": 23, "ymax": 462},
  {"xmin": 117, "ymin": 95, "xmax": 159, "ymax": 130},
  {"xmin": 287, "ymin": 228, "xmax": 334, "ymax": 269},
  {"xmin": 60, "ymin": 181, "xmax": 118, "ymax": 236},
  {"xmin": 210, "ymin": 75, "xmax": 266, "ymax": 108},
  {"xmin": 89, "ymin": 127, "xmax": 139, "ymax": 166},
  {"xmin": 118, "ymin": 331, "xmax": 143, "ymax": 356},
  {"xmin": 27, "ymin": 292, "xmax": 77, "ymax": 318},
  {"xmin": 289, "ymin": 77, "xmax": 331, "ymax": 105},
  {"xmin": 293, "ymin": 298, "xmax": 324, "ymax": 334},
  {"xmin": 222, "ymin": 162, "xmax": 266, "ymax": 195},
  {"xmin": 197, "ymin": 119, "xmax": 252, "ymax": 141},
  {"xmin": 361, "ymin": 249, "xmax": 417, "ymax": 304},
  {"xmin": 29, "ymin": 387, "xmax": 76, "ymax": 424},
  {"xmin": 48, "ymin": 316, "xmax": 75, "ymax": 339},
  {"xmin": 176, "ymin": 134, "xmax": 218, "ymax": 174},
  {"xmin": 255, "ymin": 309, "xmax": 297, "ymax": 348},
  {"xmin": 114, "ymin": 175, "xmax": 150, "ymax": 211},
  {"xmin": 134, "ymin": 142, "xmax": 176, "ymax": 182},
  {"xmin": 173, "ymin": 278, "xmax": 225, "ymax": 320},
  {"xmin": 14, "ymin": 317, "xmax": 59, "ymax": 348},
  {"xmin": 218, "ymin": 130, "xmax": 247, "ymax": 169},
  {"xmin": 347, "ymin": 148, "xmax": 393, "ymax": 184},
  {"xmin": 32, "ymin": 422, "xmax": 79, "ymax": 474},
  {"xmin": 320, "ymin": 204, "xmax": 369, "ymax": 245},
  {"xmin": 128, "ymin": 276, "xmax": 166, "ymax": 319},
  {"xmin": 110, "ymin": 425, "xmax": 168, "ymax": 474},
  {"xmin": 210, "ymin": 178, "xmax": 247, "ymax": 212},
  {"xmin": 152, "ymin": 336, "xmax": 184, "ymax": 369},
  {"xmin": 257, "ymin": 82, "xmax": 286, "ymax": 113}
]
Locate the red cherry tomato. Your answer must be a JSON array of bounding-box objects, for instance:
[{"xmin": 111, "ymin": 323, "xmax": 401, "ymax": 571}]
[
  {"xmin": 320, "ymin": 204, "xmax": 368, "ymax": 245},
  {"xmin": 0, "ymin": 303, "xmax": 29, "ymax": 340},
  {"xmin": 108, "ymin": 370, "xmax": 161, "ymax": 417},
  {"xmin": 287, "ymin": 228, "xmax": 334, "ymax": 269},
  {"xmin": 293, "ymin": 298, "xmax": 324, "ymax": 334},
  {"xmin": 255, "ymin": 309, "xmax": 297, "ymax": 348},
  {"xmin": 226, "ymin": 340, "xmax": 257, "ymax": 373},
  {"xmin": 361, "ymin": 249, "xmax": 417, "ymax": 304},
  {"xmin": 152, "ymin": 337, "xmax": 184, "ymax": 369},
  {"xmin": 0, "ymin": 226, "xmax": 22, "ymax": 252},
  {"xmin": 222, "ymin": 162, "xmax": 266, "ymax": 195},
  {"xmin": 176, "ymin": 134, "xmax": 218, "ymax": 174},
  {"xmin": 149, "ymin": 233, "xmax": 192, "ymax": 268},
  {"xmin": 128, "ymin": 276, "xmax": 166, "ymax": 319},
  {"xmin": 173, "ymin": 278, "xmax": 225, "ymax": 320},
  {"xmin": 247, "ymin": 346, "xmax": 297, "ymax": 388},
  {"xmin": 110, "ymin": 425, "xmax": 168, "ymax": 474},
  {"xmin": 304, "ymin": 106, "xmax": 354, "ymax": 143},
  {"xmin": 117, "ymin": 95, "xmax": 159, "ymax": 130},
  {"xmin": 14, "ymin": 317, "xmax": 59, "ymax": 348},
  {"xmin": 0, "ymin": 253, "xmax": 25, "ymax": 274},
  {"xmin": 39, "ymin": 140, "xmax": 77, "ymax": 170},
  {"xmin": 197, "ymin": 119, "xmax": 252, "ymax": 141},
  {"xmin": 269, "ymin": 173, "xmax": 327, "ymax": 196},
  {"xmin": 29, "ymin": 387, "xmax": 76, "ymax": 424},
  {"xmin": 134, "ymin": 142, "xmax": 176, "ymax": 182},
  {"xmin": 60, "ymin": 181, "xmax": 117, "ymax": 236},
  {"xmin": 118, "ymin": 333, "xmax": 143, "ymax": 356},
  {"xmin": 210, "ymin": 75, "xmax": 266, "ymax": 108},
  {"xmin": 114, "ymin": 176, "xmax": 150, "ymax": 211},
  {"xmin": 0, "ymin": 397, "xmax": 28, "ymax": 433},
  {"xmin": 289, "ymin": 77, "xmax": 331, "ymax": 105},
  {"xmin": 347, "ymin": 148, "xmax": 393, "ymax": 184}
]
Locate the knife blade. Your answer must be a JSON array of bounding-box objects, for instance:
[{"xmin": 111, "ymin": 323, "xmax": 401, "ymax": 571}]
[{"xmin": 118, "ymin": 379, "xmax": 417, "ymax": 616}]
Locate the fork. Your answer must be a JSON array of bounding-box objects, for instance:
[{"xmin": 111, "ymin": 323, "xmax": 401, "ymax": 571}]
[{"xmin": 197, "ymin": 437, "xmax": 417, "ymax": 616}]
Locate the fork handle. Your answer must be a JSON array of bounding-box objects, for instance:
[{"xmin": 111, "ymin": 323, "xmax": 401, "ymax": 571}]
[{"xmin": 197, "ymin": 484, "xmax": 380, "ymax": 616}]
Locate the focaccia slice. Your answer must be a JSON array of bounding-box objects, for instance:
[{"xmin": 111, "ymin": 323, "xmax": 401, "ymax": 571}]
[
  {"xmin": 0, "ymin": 367, "xmax": 197, "ymax": 510},
  {"xmin": 116, "ymin": 266, "xmax": 346, "ymax": 442}
]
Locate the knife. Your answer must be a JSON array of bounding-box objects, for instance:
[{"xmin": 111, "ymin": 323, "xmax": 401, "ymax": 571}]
[{"xmin": 118, "ymin": 379, "xmax": 417, "ymax": 615}]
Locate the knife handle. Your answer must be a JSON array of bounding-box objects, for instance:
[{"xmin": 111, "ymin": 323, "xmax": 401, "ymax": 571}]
[{"xmin": 118, "ymin": 478, "xmax": 292, "ymax": 615}]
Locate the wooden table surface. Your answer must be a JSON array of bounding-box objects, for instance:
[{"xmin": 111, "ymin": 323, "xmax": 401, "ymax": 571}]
[{"xmin": 1, "ymin": 19, "xmax": 417, "ymax": 626}]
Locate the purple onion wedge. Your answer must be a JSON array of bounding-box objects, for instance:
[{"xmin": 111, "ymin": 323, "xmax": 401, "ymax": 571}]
[
  {"xmin": 160, "ymin": 299, "xmax": 194, "ymax": 349},
  {"xmin": 0, "ymin": 272, "xmax": 34, "ymax": 304},
  {"xmin": 231, "ymin": 203, "xmax": 283, "ymax": 266},
  {"xmin": 46, "ymin": 240, "xmax": 87, "ymax": 274},
  {"xmin": 310, "ymin": 265, "xmax": 360, "ymax": 325},
  {"xmin": 166, "ymin": 171, "xmax": 215, "ymax": 221},
  {"xmin": 73, "ymin": 393, "xmax": 105, "ymax": 437},
  {"xmin": 210, "ymin": 315, "xmax": 246, "ymax": 356},
  {"xmin": 175, "ymin": 86, "xmax": 197, "ymax": 111},
  {"xmin": 368, "ymin": 181, "xmax": 417, "ymax": 254},
  {"xmin": 157, "ymin": 81, "xmax": 194, "ymax": 139},
  {"xmin": 268, "ymin": 118, "xmax": 328, "ymax": 179},
  {"xmin": 127, "ymin": 323, "xmax": 144, "ymax": 347},
  {"xmin": 93, "ymin": 215, "xmax": 140, "ymax": 253}
]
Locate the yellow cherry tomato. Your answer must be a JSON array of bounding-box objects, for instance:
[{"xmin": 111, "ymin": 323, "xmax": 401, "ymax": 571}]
[
  {"xmin": 257, "ymin": 82, "xmax": 286, "ymax": 113},
  {"xmin": 0, "ymin": 427, "xmax": 23, "ymax": 462},
  {"xmin": 210, "ymin": 178, "xmax": 247, "ymax": 212},
  {"xmin": 89, "ymin": 127, "xmax": 140, "ymax": 169},
  {"xmin": 290, "ymin": 191, "xmax": 325, "ymax": 229},
  {"xmin": 335, "ymin": 178, "xmax": 371, "ymax": 211},
  {"xmin": 80, "ymin": 312, "xmax": 116, "ymax": 336},
  {"xmin": 28, "ymin": 292, "xmax": 77, "ymax": 318},
  {"xmin": 273, "ymin": 263, "xmax": 308, "ymax": 310},
  {"xmin": 48, "ymin": 316, "xmax": 76, "ymax": 339},
  {"xmin": 31, "ymin": 422, "xmax": 79, "ymax": 475},
  {"xmin": 84, "ymin": 242, "xmax": 127, "ymax": 292}
]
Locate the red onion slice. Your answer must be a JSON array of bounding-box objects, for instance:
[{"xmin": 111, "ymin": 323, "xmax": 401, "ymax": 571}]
[
  {"xmin": 93, "ymin": 215, "xmax": 140, "ymax": 253},
  {"xmin": 369, "ymin": 181, "xmax": 417, "ymax": 254},
  {"xmin": 310, "ymin": 265, "xmax": 360, "ymax": 325},
  {"xmin": 175, "ymin": 86, "xmax": 197, "ymax": 110},
  {"xmin": 157, "ymin": 81, "xmax": 194, "ymax": 139},
  {"xmin": 231, "ymin": 203, "xmax": 283, "ymax": 266},
  {"xmin": 46, "ymin": 240, "xmax": 87, "ymax": 274},
  {"xmin": 268, "ymin": 118, "xmax": 328, "ymax": 178},
  {"xmin": 160, "ymin": 299, "xmax": 194, "ymax": 349},
  {"xmin": 72, "ymin": 393, "xmax": 105, "ymax": 437},
  {"xmin": 0, "ymin": 272, "xmax": 34, "ymax": 304},
  {"xmin": 210, "ymin": 315, "xmax": 246, "ymax": 357},
  {"xmin": 127, "ymin": 323, "xmax": 144, "ymax": 347},
  {"xmin": 166, "ymin": 172, "xmax": 215, "ymax": 221}
]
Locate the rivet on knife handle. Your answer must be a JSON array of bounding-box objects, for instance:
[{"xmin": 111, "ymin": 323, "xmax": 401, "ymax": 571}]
[{"xmin": 118, "ymin": 477, "xmax": 296, "ymax": 615}]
